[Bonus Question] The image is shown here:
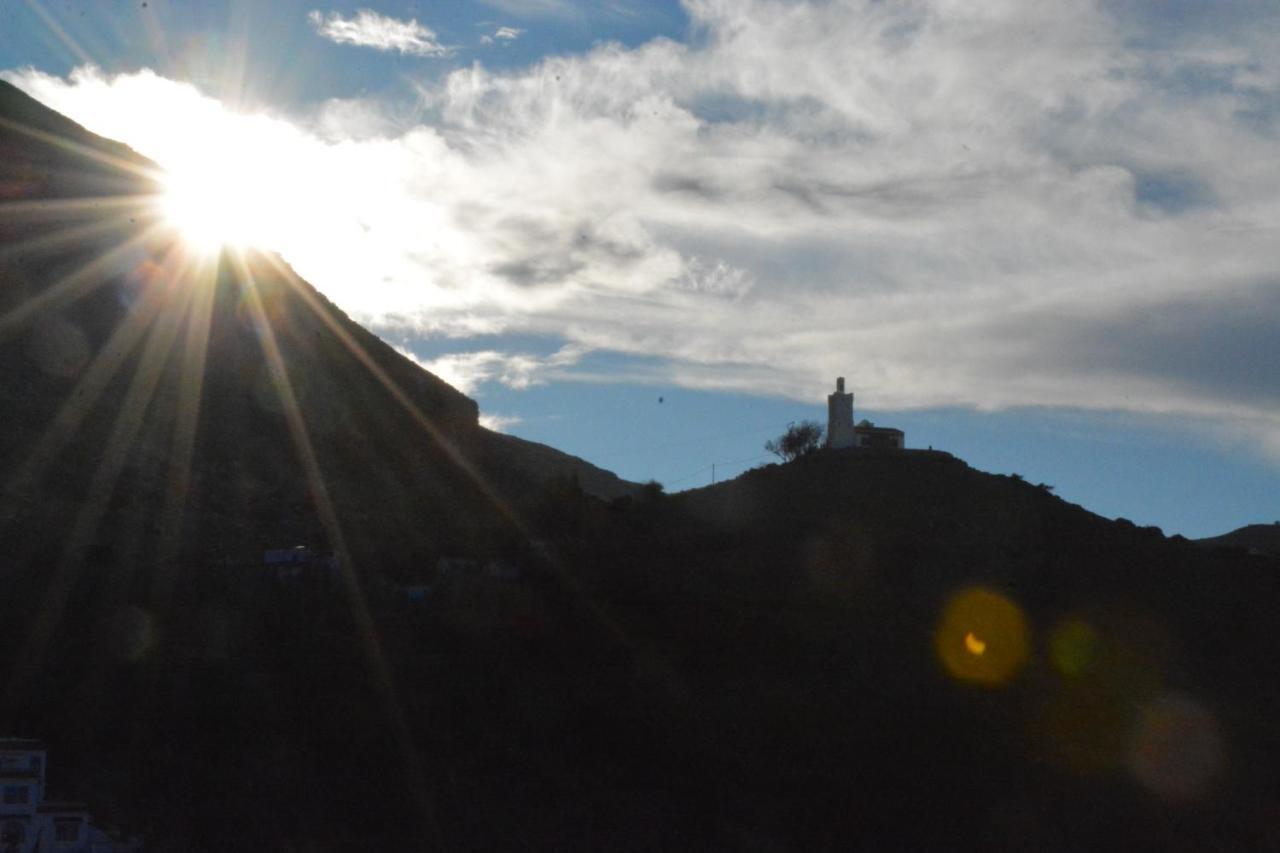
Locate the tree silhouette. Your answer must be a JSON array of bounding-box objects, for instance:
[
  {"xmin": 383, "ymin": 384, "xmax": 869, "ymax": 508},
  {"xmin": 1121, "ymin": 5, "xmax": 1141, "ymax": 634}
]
[{"xmin": 765, "ymin": 420, "xmax": 825, "ymax": 462}]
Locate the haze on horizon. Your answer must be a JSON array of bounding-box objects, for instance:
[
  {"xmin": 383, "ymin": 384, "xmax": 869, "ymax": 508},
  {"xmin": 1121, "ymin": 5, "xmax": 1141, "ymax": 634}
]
[{"xmin": 2, "ymin": 0, "xmax": 1278, "ymax": 537}]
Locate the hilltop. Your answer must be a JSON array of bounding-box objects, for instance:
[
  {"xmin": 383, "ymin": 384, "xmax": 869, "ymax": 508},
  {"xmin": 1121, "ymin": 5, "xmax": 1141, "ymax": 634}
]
[{"xmin": 1197, "ymin": 522, "xmax": 1280, "ymax": 558}]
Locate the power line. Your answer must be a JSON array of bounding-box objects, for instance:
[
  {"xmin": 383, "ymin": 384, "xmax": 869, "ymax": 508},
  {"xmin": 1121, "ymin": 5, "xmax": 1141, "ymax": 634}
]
[
  {"xmin": 665, "ymin": 452, "xmax": 773, "ymax": 487},
  {"xmin": 667, "ymin": 464, "xmax": 714, "ymax": 486}
]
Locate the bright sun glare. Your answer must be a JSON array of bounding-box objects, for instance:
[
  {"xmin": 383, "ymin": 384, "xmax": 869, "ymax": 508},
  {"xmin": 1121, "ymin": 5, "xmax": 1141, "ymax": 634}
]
[
  {"xmin": 161, "ymin": 168, "xmax": 253, "ymax": 254},
  {"xmin": 157, "ymin": 127, "xmax": 286, "ymax": 255}
]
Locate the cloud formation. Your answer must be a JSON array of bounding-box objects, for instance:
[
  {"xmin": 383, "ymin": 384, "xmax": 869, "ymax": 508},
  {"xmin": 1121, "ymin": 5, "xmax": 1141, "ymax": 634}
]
[
  {"xmin": 405, "ymin": 346, "xmax": 586, "ymax": 395},
  {"xmin": 6, "ymin": 0, "xmax": 1280, "ymax": 455},
  {"xmin": 478, "ymin": 413, "xmax": 523, "ymax": 432},
  {"xmin": 481, "ymin": 27, "xmax": 523, "ymax": 46},
  {"xmin": 308, "ymin": 8, "xmax": 451, "ymax": 56}
]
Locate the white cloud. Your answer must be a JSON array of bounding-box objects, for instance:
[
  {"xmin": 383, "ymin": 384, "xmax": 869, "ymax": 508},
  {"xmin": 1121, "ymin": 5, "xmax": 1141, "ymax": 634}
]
[
  {"xmin": 6, "ymin": 0, "xmax": 1280, "ymax": 460},
  {"xmin": 479, "ymin": 413, "xmax": 523, "ymax": 432},
  {"xmin": 308, "ymin": 8, "xmax": 451, "ymax": 56},
  {"xmin": 494, "ymin": 27, "xmax": 524, "ymax": 42},
  {"xmin": 400, "ymin": 345, "xmax": 585, "ymax": 395}
]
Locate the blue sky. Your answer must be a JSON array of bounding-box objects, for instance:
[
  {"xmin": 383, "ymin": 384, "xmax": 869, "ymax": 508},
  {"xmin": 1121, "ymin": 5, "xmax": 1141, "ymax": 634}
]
[{"xmin": 3, "ymin": 0, "xmax": 1279, "ymax": 537}]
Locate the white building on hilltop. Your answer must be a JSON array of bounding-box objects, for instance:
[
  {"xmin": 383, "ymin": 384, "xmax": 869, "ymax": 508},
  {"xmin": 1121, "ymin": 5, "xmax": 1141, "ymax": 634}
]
[
  {"xmin": 826, "ymin": 377, "xmax": 856, "ymax": 449},
  {"xmin": 0, "ymin": 739, "xmax": 139, "ymax": 853},
  {"xmin": 826, "ymin": 377, "xmax": 905, "ymax": 450}
]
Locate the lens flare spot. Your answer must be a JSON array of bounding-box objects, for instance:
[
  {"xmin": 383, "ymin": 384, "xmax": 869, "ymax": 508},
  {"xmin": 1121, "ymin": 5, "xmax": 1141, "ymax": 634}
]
[
  {"xmin": 1049, "ymin": 619, "xmax": 1099, "ymax": 677},
  {"xmin": 1129, "ymin": 693, "xmax": 1225, "ymax": 801},
  {"xmin": 112, "ymin": 605, "xmax": 155, "ymax": 662},
  {"xmin": 26, "ymin": 316, "xmax": 89, "ymax": 378},
  {"xmin": 936, "ymin": 587, "xmax": 1029, "ymax": 687}
]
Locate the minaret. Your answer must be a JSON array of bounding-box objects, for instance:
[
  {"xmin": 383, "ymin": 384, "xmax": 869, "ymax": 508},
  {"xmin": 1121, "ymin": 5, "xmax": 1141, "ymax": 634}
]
[{"xmin": 827, "ymin": 376, "xmax": 855, "ymax": 449}]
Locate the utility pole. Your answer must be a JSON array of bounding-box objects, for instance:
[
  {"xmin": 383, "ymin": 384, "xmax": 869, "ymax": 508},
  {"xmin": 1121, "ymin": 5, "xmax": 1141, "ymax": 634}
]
[{"xmin": 712, "ymin": 464, "xmax": 716, "ymax": 484}]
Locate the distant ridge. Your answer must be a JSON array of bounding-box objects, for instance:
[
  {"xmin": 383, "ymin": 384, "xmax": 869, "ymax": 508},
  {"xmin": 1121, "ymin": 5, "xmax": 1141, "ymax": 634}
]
[{"xmin": 1196, "ymin": 522, "xmax": 1280, "ymax": 557}]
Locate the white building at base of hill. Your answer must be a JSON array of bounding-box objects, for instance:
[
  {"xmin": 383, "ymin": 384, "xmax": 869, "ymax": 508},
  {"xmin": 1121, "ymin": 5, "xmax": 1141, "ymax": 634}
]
[{"xmin": 0, "ymin": 739, "xmax": 139, "ymax": 853}]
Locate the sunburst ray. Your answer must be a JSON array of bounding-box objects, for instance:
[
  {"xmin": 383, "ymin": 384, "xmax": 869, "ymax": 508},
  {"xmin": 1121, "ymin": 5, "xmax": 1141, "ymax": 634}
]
[
  {"xmin": 231, "ymin": 251, "xmax": 442, "ymax": 847},
  {"xmin": 260, "ymin": 253, "xmax": 519, "ymax": 524},
  {"xmin": 3, "ymin": 248, "xmax": 194, "ymax": 720},
  {"xmin": 0, "ymin": 251, "xmax": 180, "ymax": 534},
  {"xmin": 0, "ymin": 114, "xmax": 166, "ymax": 187},
  {"xmin": 0, "ymin": 194, "xmax": 157, "ymax": 219},
  {"xmin": 0, "ymin": 221, "xmax": 168, "ymax": 340},
  {"xmin": 259, "ymin": 253, "xmax": 637, "ymax": 652},
  {"xmin": 20, "ymin": 0, "xmax": 95, "ymax": 67},
  {"xmin": 151, "ymin": 252, "xmax": 218, "ymax": 605},
  {"xmin": 0, "ymin": 209, "xmax": 157, "ymax": 266}
]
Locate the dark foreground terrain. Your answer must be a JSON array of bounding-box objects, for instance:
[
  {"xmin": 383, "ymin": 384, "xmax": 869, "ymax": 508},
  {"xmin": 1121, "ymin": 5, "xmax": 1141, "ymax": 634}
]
[{"xmin": 2, "ymin": 81, "xmax": 1279, "ymax": 851}]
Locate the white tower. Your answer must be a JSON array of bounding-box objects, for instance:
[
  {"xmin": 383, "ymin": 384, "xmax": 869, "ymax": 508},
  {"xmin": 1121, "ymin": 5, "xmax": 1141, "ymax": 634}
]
[{"xmin": 827, "ymin": 377, "xmax": 855, "ymax": 449}]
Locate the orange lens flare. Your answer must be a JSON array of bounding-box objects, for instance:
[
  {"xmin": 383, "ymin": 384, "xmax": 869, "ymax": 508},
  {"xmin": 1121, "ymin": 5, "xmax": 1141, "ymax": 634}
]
[{"xmin": 936, "ymin": 587, "xmax": 1029, "ymax": 687}]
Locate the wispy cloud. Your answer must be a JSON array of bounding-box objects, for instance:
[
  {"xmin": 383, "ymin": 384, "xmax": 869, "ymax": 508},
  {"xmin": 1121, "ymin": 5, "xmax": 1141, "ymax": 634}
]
[
  {"xmin": 398, "ymin": 346, "xmax": 586, "ymax": 395},
  {"xmin": 478, "ymin": 413, "xmax": 523, "ymax": 432},
  {"xmin": 308, "ymin": 8, "xmax": 451, "ymax": 56},
  {"xmin": 8, "ymin": 0, "xmax": 1280, "ymax": 459},
  {"xmin": 481, "ymin": 26, "xmax": 525, "ymax": 45},
  {"xmin": 394, "ymin": 351, "xmax": 526, "ymax": 432}
]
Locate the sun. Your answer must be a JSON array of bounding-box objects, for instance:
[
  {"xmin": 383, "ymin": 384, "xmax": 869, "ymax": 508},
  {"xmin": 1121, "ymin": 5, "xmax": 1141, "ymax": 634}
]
[
  {"xmin": 162, "ymin": 162, "xmax": 264, "ymax": 253},
  {"xmin": 156, "ymin": 134, "xmax": 284, "ymax": 256}
]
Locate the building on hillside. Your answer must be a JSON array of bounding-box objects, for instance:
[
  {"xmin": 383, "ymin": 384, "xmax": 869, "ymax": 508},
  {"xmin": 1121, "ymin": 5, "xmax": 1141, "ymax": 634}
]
[
  {"xmin": 263, "ymin": 545, "xmax": 339, "ymax": 583},
  {"xmin": 855, "ymin": 419, "xmax": 905, "ymax": 449},
  {"xmin": 0, "ymin": 738, "xmax": 139, "ymax": 853},
  {"xmin": 825, "ymin": 377, "xmax": 905, "ymax": 450}
]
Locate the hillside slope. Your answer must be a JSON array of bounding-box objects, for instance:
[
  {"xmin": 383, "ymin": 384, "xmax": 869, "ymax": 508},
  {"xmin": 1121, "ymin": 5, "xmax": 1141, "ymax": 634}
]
[
  {"xmin": 545, "ymin": 449, "xmax": 1280, "ymax": 851},
  {"xmin": 0, "ymin": 79, "xmax": 636, "ymax": 572}
]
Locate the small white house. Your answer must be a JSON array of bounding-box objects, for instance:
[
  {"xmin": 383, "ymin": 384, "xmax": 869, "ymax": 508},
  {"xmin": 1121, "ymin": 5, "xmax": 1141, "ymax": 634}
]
[{"xmin": 0, "ymin": 738, "xmax": 139, "ymax": 853}]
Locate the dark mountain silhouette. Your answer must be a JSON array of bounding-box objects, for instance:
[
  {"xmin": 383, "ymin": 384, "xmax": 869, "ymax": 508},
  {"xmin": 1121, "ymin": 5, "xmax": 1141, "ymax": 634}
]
[
  {"xmin": 0, "ymin": 78, "xmax": 635, "ymax": 557},
  {"xmin": 2, "ymin": 82, "xmax": 1278, "ymax": 852},
  {"xmin": 1197, "ymin": 522, "xmax": 1280, "ymax": 558}
]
